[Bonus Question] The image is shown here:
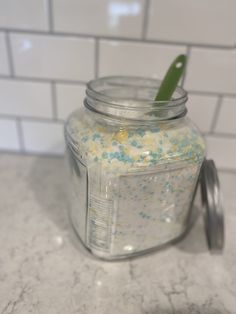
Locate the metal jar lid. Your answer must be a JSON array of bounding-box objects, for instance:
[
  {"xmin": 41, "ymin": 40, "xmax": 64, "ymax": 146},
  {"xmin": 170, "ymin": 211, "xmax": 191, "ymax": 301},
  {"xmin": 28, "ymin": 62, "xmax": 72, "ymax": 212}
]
[{"xmin": 200, "ymin": 159, "xmax": 224, "ymax": 253}]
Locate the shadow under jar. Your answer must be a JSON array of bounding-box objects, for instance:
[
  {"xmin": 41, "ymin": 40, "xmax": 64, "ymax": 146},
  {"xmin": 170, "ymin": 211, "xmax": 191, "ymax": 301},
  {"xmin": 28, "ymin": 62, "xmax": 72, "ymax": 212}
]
[{"xmin": 65, "ymin": 76, "xmax": 205, "ymax": 260}]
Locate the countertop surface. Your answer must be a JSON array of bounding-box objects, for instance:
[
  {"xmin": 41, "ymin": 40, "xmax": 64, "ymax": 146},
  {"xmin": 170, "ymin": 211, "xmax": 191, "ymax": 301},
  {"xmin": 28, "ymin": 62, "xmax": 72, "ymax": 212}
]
[{"xmin": 0, "ymin": 153, "xmax": 235, "ymax": 314}]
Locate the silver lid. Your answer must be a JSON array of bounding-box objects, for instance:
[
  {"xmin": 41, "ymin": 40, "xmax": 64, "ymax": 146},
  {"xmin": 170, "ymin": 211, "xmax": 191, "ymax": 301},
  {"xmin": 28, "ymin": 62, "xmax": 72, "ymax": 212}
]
[{"xmin": 200, "ymin": 159, "xmax": 224, "ymax": 253}]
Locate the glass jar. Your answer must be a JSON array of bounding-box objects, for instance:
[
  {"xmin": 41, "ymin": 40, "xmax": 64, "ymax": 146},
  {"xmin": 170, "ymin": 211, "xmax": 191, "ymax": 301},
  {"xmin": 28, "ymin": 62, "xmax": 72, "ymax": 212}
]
[{"xmin": 65, "ymin": 76, "xmax": 205, "ymax": 260}]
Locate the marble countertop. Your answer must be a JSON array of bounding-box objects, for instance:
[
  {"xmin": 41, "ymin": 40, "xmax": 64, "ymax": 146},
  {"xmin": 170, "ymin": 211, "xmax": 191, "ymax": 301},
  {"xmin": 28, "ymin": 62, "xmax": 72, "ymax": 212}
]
[{"xmin": 0, "ymin": 154, "xmax": 235, "ymax": 314}]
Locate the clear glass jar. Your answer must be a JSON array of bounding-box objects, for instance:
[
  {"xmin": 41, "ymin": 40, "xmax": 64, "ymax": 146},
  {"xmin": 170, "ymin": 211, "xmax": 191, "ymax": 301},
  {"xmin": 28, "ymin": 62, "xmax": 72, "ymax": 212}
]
[{"xmin": 65, "ymin": 76, "xmax": 205, "ymax": 260}]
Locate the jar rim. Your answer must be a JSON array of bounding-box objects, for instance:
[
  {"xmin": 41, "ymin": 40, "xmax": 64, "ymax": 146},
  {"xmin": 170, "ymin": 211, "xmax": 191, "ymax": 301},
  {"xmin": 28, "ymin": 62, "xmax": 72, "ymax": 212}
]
[{"xmin": 86, "ymin": 76, "xmax": 188, "ymax": 109}]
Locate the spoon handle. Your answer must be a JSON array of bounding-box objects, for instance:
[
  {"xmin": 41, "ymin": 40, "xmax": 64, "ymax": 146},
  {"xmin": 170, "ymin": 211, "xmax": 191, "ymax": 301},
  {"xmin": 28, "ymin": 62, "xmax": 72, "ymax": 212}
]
[{"xmin": 155, "ymin": 54, "xmax": 187, "ymax": 102}]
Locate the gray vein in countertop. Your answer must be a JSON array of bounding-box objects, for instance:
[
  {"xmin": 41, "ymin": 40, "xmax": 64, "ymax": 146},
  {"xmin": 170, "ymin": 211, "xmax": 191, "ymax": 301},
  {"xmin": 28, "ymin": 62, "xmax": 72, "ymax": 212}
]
[
  {"xmin": 128, "ymin": 260, "xmax": 135, "ymax": 281},
  {"xmin": 1, "ymin": 285, "xmax": 29, "ymax": 314}
]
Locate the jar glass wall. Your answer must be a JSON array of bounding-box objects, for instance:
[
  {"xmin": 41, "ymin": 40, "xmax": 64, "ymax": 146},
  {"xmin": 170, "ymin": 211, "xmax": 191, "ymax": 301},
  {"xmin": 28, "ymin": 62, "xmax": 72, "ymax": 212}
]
[{"xmin": 65, "ymin": 77, "xmax": 205, "ymax": 260}]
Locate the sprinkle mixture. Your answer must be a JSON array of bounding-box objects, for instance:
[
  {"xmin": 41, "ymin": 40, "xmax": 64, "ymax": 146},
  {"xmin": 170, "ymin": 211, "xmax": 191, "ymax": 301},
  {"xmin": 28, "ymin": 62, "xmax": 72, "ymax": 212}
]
[{"xmin": 66, "ymin": 110, "xmax": 205, "ymax": 259}]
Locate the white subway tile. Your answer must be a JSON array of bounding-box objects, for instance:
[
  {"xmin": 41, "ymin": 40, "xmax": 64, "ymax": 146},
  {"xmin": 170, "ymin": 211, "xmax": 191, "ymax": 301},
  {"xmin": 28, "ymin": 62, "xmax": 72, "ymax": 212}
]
[
  {"xmin": 0, "ymin": 33, "xmax": 10, "ymax": 75},
  {"xmin": 0, "ymin": 118, "xmax": 20, "ymax": 150},
  {"xmin": 0, "ymin": 0, "xmax": 49, "ymax": 31},
  {"xmin": 147, "ymin": 0, "xmax": 236, "ymax": 47},
  {"xmin": 99, "ymin": 40, "xmax": 186, "ymax": 78},
  {"xmin": 10, "ymin": 34, "xmax": 95, "ymax": 81},
  {"xmin": 187, "ymin": 94, "xmax": 218, "ymax": 133},
  {"xmin": 185, "ymin": 48, "xmax": 236, "ymax": 94},
  {"xmin": 53, "ymin": 0, "xmax": 145, "ymax": 38},
  {"xmin": 56, "ymin": 83, "xmax": 85, "ymax": 120},
  {"xmin": 215, "ymin": 97, "xmax": 236, "ymax": 134},
  {"xmin": 205, "ymin": 136, "xmax": 236, "ymax": 170},
  {"xmin": 0, "ymin": 79, "xmax": 52, "ymax": 118},
  {"xmin": 22, "ymin": 121, "xmax": 65, "ymax": 154}
]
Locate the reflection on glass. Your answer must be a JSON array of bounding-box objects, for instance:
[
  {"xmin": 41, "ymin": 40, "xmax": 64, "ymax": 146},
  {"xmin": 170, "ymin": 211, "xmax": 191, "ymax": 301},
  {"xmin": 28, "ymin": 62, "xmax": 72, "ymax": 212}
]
[
  {"xmin": 96, "ymin": 280, "xmax": 103, "ymax": 287},
  {"xmin": 123, "ymin": 245, "xmax": 134, "ymax": 251},
  {"xmin": 20, "ymin": 39, "xmax": 32, "ymax": 51},
  {"xmin": 108, "ymin": 1, "xmax": 141, "ymax": 27},
  {"xmin": 53, "ymin": 235, "xmax": 64, "ymax": 246}
]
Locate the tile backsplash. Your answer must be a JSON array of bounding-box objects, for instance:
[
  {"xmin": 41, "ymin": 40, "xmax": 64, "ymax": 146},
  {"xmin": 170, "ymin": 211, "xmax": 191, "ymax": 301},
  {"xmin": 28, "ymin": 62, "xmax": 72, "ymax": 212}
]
[
  {"xmin": 0, "ymin": 79, "xmax": 52, "ymax": 117},
  {"xmin": 147, "ymin": 0, "xmax": 236, "ymax": 46},
  {"xmin": 10, "ymin": 33, "xmax": 95, "ymax": 81},
  {"xmin": 99, "ymin": 40, "xmax": 186, "ymax": 77},
  {"xmin": 0, "ymin": 0, "xmax": 236, "ymax": 170},
  {"xmin": 53, "ymin": 0, "xmax": 146, "ymax": 38},
  {"xmin": 0, "ymin": 0, "xmax": 49, "ymax": 31}
]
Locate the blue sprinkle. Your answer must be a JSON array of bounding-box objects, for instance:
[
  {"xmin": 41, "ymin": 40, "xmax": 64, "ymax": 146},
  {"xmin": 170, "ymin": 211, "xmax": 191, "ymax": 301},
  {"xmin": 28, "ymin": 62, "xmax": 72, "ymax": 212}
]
[
  {"xmin": 150, "ymin": 127, "xmax": 160, "ymax": 133},
  {"xmin": 102, "ymin": 152, "xmax": 108, "ymax": 159},
  {"xmin": 150, "ymin": 152, "xmax": 158, "ymax": 159},
  {"xmin": 181, "ymin": 138, "xmax": 190, "ymax": 147},
  {"xmin": 114, "ymin": 152, "xmax": 120, "ymax": 158},
  {"xmin": 136, "ymin": 129, "xmax": 145, "ymax": 137},
  {"xmin": 131, "ymin": 140, "xmax": 138, "ymax": 147},
  {"xmin": 171, "ymin": 138, "xmax": 178, "ymax": 145},
  {"xmin": 92, "ymin": 133, "xmax": 101, "ymax": 141},
  {"xmin": 81, "ymin": 136, "xmax": 88, "ymax": 143}
]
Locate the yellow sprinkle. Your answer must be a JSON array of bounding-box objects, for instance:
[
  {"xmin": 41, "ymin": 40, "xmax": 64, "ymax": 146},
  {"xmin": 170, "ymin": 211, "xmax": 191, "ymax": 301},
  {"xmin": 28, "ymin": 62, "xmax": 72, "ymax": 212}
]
[
  {"xmin": 144, "ymin": 155, "xmax": 151, "ymax": 163},
  {"xmin": 172, "ymin": 145, "xmax": 178, "ymax": 152},
  {"xmin": 132, "ymin": 155, "xmax": 139, "ymax": 161},
  {"xmin": 97, "ymin": 126, "xmax": 107, "ymax": 133},
  {"xmin": 123, "ymin": 147, "xmax": 129, "ymax": 154},
  {"xmin": 113, "ymin": 129, "xmax": 129, "ymax": 143},
  {"xmin": 145, "ymin": 138, "xmax": 155, "ymax": 147},
  {"xmin": 89, "ymin": 142, "xmax": 98, "ymax": 154}
]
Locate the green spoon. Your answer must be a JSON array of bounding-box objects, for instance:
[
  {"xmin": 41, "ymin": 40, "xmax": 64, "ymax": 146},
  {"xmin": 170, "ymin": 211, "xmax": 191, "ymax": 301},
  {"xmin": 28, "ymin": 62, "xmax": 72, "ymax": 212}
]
[{"xmin": 155, "ymin": 54, "xmax": 187, "ymax": 102}]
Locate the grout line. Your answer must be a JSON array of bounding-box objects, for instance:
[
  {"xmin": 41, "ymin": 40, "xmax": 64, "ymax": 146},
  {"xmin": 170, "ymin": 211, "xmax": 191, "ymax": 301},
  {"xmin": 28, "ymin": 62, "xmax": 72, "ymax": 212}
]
[
  {"xmin": 181, "ymin": 45, "xmax": 191, "ymax": 88},
  {"xmin": 15, "ymin": 117, "xmax": 25, "ymax": 151},
  {"xmin": 188, "ymin": 90, "xmax": 236, "ymax": 98},
  {"xmin": 21, "ymin": 116, "xmax": 65, "ymax": 124},
  {"xmin": 1, "ymin": 28, "xmax": 235, "ymax": 50},
  {"xmin": 0, "ymin": 75, "xmax": 87, "ymax": 85},
  {"xmin": 0, "ymin": 74, "xmax": 236, "ymax": 99},
  {"xmin": 0, "ymin": 114, "xmax": 64, "ymax": 124},
  {"xmin": 51, "ymin": 81, "xmax": 58, "ymax": 120},
  {"xmin": 218, "ymin": 168, "xmax": 236, "ymax": 174},
  {"xmin": 204, "ymin": 132, "xmax": 236, "ymax": 139},
  {"xmin": 0, "ymin": 149, "xmax": 64, "ymax": 159},
  {"xmin": 142, "ymin": 0, "xmax": 150, "ymax": 40},
  {"xmin": 5, "ymin": 31, "xmax": 15, "ymax": 77},
  {"xmin": 209, "ymin": 95, "xmax": 222, "ymax": 132},
  {"xmin": 47, "ymin": 0, "xmax": 54, "ymax": 32},
  {"xmin": 0, "ymin": 74, "xmax": 9, "ymax": 79},
  {"xmin": 94, "ymin": 39, "xmax": 99, "ymax": 79}
]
